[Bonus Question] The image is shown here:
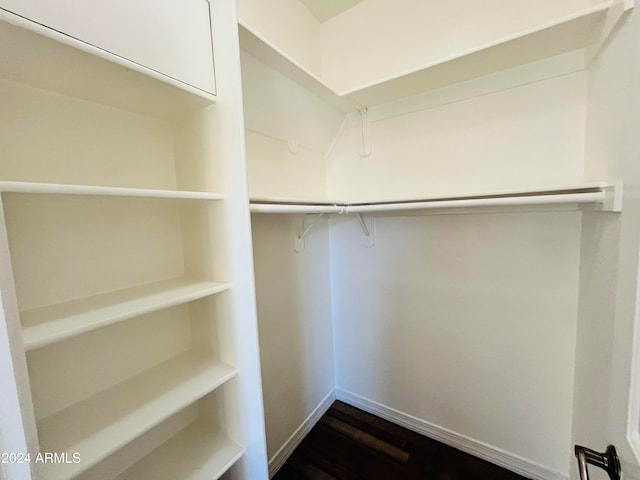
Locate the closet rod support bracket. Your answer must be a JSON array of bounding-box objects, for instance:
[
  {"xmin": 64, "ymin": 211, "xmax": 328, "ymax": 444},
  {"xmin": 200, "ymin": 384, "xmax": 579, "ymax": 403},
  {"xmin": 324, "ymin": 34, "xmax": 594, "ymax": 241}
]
[
  {"xmin": 354, "ymin": 213, "xmax": 375, "ymax": 248},
  {"xmin": 601, "ymin": 183, "xmax": 623, "ymax": 212},
  {"xmin": 295, "ymin": 213, "xmax": 325, "ymax": 252}
]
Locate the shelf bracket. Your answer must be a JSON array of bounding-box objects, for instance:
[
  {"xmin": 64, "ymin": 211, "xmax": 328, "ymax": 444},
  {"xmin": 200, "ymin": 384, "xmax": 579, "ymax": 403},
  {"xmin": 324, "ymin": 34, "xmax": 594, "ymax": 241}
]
[
  {"xmin": 357, "ymin": 106, "xmax": 372, "ymax": 158},
  {"xmin": 354, "ymin": 213, "xmax": 375, "ymax": 248},
  {"xmin": 295, "ymin": 213, "xmax": 324, "ymax": 253}
]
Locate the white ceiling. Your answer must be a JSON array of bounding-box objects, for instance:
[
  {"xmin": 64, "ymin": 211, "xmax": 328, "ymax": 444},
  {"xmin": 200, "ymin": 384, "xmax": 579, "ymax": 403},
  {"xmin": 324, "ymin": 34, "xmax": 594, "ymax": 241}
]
[{"xmin": 299, "ymin": 0, "xmax": 364, "ymax": 22}]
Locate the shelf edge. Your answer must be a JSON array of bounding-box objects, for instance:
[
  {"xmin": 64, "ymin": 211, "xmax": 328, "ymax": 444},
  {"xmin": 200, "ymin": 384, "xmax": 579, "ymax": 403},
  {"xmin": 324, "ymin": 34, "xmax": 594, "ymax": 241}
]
[
  {"xmin": 0, "ymin": 181, "xmax": 225, "ymax": 201},
  {"xmin": 22, "ymin": 281, "xmax": 232, "ymax": 351}
]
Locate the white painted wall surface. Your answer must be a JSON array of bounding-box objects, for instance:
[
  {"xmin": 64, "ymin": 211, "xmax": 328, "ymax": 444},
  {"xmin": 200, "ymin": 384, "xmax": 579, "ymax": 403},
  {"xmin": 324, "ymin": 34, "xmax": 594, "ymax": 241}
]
[
  {"xmin": 327, "ymin": 73, "xmax": 587, "ymax": 202},
  {"xmin": 245, "ymin": 131, "xmax": 329, "ymax": 201},
  {"xmin": 572, "ymin": 5, "xmax": 640, "ymax": 479},
  {"xmin": 251, "ymin": 215, "xmax": 335, "ymax": 462},
  {"xmin": 320, "ymin": 0, "xmax": 595, "ymax": 93},
  {"xmin": 241, "ymin": 52, "xmax": 344, "ymax": 156},
  {"xmin": 241, "ymin": 52, "xmax": 343, "ymax": 201},
  {"xmin": 330, "ymin": 211, "xmax": 581, "ymax": 475},
  {"xmin": 236, "ymin": 0, "xmax": 322, "ymax": 76}
]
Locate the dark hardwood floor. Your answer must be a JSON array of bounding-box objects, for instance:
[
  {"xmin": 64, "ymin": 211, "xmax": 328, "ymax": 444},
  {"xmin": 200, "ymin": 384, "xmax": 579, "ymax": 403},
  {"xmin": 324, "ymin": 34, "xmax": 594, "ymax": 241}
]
[{"xmin": 273, "ymin": 401, "xmax": 531, "ymax": 480}]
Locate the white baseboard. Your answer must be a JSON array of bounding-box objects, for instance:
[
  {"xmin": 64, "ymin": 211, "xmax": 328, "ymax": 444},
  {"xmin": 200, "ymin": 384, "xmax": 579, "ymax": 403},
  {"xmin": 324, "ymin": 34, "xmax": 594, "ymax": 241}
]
[
  {"xmin": 268, "ymin": 389, "xmax": 336, "ymax": 478},
  {"xmin": 336, "ymin": 388, "xmax": 569, "ymax": 480}
]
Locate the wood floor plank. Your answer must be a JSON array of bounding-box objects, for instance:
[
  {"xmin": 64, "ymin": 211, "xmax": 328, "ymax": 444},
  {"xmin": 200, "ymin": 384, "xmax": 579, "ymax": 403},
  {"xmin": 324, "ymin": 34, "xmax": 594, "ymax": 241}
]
[
  {"xmin": 319, "ymin": 415, "xmax": 410, "ymax": 463},
  {"xmin": 287, "ymin": 455, "xmax": 338, "ymax": 480},
  {"xmin": 326, "ymin": 404, "xmax": 412, "ymax": 451},
  {"xmin": 273, "ymin": 401, "xmax": 531, "ymax": 480},
  {"xmin": 302, "ymin": 423, "xmax": 413, "ymax": 480}
]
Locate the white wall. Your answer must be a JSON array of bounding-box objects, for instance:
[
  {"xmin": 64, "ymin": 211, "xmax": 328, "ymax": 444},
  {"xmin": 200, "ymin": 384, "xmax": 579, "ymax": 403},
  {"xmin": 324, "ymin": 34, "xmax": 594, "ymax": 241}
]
[
  {"xmin": 572, "ymin": 5, "xmax": 640, "ymax": 479},
  {"xmin": 322, "ymin": 34, "xmax": 594, "ymax": 477},
  {"xmin": 240, "ymin": 52, "xmax": 343, "ymax": 156},
  {"xmin": 327, "ymin": 72, "xmax": 587, "ymax": 202},
  {"xmin": 320, "ymin": 0, "xmax": 595, "ymax": 93},
  {"xmin": 330, "ymin": 210, "xmax": 581, "ymax": 475},
  {"xmin": 251, "ymin": 215, "xmax": 335, "ymax": 463},
  {"xmin": 240, "ymin": 51, "xmax": 344, "ymax": 201},
  {"xmin": 241, "ymin": 45, "xmax": 341, "ymax": 470},
  {"xmin": 245, "ymin": 132, "xmax": 329, "ymax": 201}
]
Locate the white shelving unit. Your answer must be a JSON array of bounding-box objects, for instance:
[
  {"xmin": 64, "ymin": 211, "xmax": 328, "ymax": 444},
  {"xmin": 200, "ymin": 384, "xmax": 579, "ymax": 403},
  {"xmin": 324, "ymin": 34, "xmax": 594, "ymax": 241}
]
[{"xmin": 0, "ymin": 1, "xmax": 268, "ymax": 479}]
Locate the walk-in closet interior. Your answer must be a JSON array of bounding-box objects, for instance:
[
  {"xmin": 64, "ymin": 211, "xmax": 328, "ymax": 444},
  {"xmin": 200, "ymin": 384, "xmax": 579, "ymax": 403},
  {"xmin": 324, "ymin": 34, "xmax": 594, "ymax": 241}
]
[
  {"xmin": 1, "ymin": 1, "xmax": 640, "ymax": 479},
  {"xmin": 241, "ymin": 1, "xmax": 640, "ymax": 479}
]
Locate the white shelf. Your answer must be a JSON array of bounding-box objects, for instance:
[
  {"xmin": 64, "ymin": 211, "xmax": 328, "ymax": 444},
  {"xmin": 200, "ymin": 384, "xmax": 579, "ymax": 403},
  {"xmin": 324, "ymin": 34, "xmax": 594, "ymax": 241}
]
[
  {"xmin": 37, "ymin": 354, "xmax": 238, "ymax": 480},
  {"xmin": 0, "ymin": 12, "xmax": 215, "ymax": 120},
  {"xmin": 342, "ymin": 3, "xmax": 612, "ymax": 106},
  {"xmin": 22, "ymin": 279, "xmax": 231, "ymax": 351},
  {"xmin": 250, "ymin": 183, "xmax": 620, "ymax": 214},
  {"xmin": 0, "ymin": 181, "xmax": 224, "ymax": 201},
  {"xmin": 239, "ymin": 3, "xmax": 612, "ymax": 108},
  {"xmin": 115, "ymin": 424, "xmax": 244, "ymax": 480},
  {"xmin": 238, "ymin": 21, "xmax": 356, "ymax": 113}
]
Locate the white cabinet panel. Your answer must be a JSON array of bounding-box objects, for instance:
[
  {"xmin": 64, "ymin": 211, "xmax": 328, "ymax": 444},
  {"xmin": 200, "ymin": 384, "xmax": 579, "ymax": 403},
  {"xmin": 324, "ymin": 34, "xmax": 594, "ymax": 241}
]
[{"xmin": 0, "ymin": 0, "xmax": 216, "ymax": 94}]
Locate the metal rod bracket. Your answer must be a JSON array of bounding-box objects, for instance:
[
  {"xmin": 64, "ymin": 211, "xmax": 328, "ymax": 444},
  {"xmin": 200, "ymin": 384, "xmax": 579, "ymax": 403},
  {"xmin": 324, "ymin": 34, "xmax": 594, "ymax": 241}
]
[
  {"xmin": 354, "ymin": 213, "xmax": 375, "ymax": 248},
  {"xmin": 295, "ymin": 213, "xmax": 324, "ymax": 253}
]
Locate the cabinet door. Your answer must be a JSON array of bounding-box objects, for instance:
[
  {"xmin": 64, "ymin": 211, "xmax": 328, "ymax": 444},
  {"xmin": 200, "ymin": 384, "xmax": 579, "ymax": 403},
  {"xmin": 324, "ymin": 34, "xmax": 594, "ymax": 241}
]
[{"xmin": 0, "ymin": 0, "xmax": 216, "ymax": 94}]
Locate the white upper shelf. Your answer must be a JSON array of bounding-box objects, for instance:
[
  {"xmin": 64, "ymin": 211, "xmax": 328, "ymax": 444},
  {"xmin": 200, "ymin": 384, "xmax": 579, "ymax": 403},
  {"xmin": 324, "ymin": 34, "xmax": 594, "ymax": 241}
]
[
  {"xmin": 0, "ymin": 11, "xmax": 215, "ymax": 119},
  {"xmin": 250, "ymin": 183, "xmax": 621, "ymax": 214},
  {"xmin": 239, "ymin": 2, "xmax": 617, "ymax": 110}
]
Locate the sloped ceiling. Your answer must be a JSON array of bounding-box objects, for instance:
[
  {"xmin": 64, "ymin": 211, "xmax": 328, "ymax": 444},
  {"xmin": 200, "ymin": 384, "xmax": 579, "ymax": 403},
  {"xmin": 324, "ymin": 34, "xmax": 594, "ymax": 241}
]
[{"xmin": 299, "ymin": 0, "xmax": 364, "ymax": 22}]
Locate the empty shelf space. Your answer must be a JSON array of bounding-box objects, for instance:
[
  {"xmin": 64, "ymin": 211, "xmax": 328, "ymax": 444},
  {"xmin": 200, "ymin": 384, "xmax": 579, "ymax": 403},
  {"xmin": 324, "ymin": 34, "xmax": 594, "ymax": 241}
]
[
  {"xmin": 21, "ymin": 279, "xmax": 231, "ymax": 350},
  {"xmin": 0, "ymin": 181, "xmax": 224, "ymax": 200},
  {"xmin": 36, "ymin": 354, "xmax": 238, "ymax": 480},
  {"xmin": 115, "ymin": 425, "xmax": 243, "ymax": 480},
  {"xmin": 240, "ymin": 3, "xmax": 614, "ymax": 107}
]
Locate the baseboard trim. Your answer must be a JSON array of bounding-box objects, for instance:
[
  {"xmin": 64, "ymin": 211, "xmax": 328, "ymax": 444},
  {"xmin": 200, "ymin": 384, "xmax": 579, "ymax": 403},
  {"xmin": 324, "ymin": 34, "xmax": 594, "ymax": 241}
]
[
  {"xmin": 336, "ymin": 388, "xmax": 568, "ymax": 480},
  {"xmin": 268, "ymin": 389, "xmax": 336, "ymax": 478}
]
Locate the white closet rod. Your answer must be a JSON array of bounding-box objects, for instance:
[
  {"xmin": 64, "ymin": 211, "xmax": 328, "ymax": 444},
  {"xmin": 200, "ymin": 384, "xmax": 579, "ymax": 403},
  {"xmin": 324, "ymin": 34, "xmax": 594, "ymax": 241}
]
[
  {"xmin": 250, "ymin": 190, "xmax": 609, "ymax": 214},
  {"xmin": 250, "ymin": 203, "xmax": 344, "ymax": 214},
  {"xmin": 346, "ymin": 191, "xmax": 606, "ymax": 213}
]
